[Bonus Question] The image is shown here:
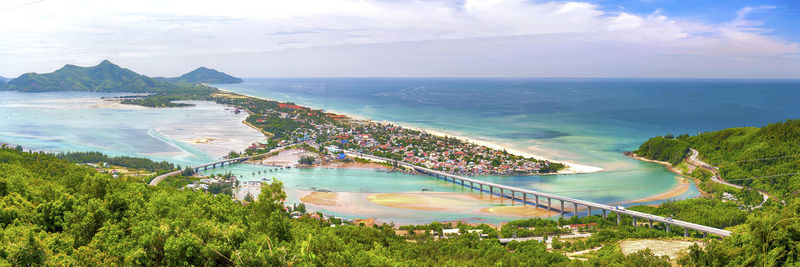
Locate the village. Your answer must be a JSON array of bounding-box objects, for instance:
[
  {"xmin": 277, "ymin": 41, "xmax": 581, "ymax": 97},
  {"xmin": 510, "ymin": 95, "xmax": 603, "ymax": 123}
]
[{"xmin": 232, "ymin": 98, "xmax": 564, "ymax": 176}]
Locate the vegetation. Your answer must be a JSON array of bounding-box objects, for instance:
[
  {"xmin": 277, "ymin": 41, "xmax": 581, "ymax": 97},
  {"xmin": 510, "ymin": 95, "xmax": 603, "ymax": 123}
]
[
  {"xmin": 0, "ymin": 147, "xmax": 685, "ymax": 265},
  {"xmin": 633, "ymin": 119, "xmax": 800, "ymax": 266},
  {"xmin": 53, "ymin": 151, "xmax": 178, "ymax": 173},
  {"xmin": 629, "ymin": 198, "xmax": 748, "ymax": 228},
  {"xmin": 156, "ymin": 67, "xmax": 243, "ymax": 84},
  {"xmin": 634, "ymin": 136, "xmax": 690, "ymax": 166},
  {"xmin": 2, "ymin": 60, "xmax": 179, "ymax": 93},
  {"xmin": 298, "ymin": 156, "xmax": 315, "ymax": 165},
  {"xmin": 637, "ymin": 119, "xmax": 800, "ymax": 199}
]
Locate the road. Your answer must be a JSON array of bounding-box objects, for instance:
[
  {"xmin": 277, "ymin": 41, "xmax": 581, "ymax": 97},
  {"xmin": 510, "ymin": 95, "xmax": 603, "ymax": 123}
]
[
  {"xmin": 347, "ymin": 150, "xmax": 732, "ymax": 237},
  {"xmin": 687, "ymin": 148, "xmax": 771, "ymax": 207},
  {"xmin": 148, "ymin": 144, "xmax": 295, "ymax": 186}
]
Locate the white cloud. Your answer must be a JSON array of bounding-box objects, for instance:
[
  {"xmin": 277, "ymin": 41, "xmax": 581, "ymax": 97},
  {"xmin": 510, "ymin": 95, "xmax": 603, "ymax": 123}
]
[{"xmin": 0, "ymin": 0, "xmax": 797, "ymax": 77}]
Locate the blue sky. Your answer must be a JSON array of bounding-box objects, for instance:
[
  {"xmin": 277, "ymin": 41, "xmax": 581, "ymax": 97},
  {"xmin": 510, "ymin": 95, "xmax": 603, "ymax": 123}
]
[
  {"xmin": 595, "ymin": 0, "xmax": 800, "ymax": 40},
  {"xmin": 0, "ymin": 0, "xmax": 798, "ymax": 78}
]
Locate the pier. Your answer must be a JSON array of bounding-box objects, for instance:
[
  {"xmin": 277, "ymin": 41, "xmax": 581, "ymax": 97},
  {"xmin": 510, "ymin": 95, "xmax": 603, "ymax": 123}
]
[{"xmin": 346, "ymin": 151, "xmax": 731, "ymax": 238}]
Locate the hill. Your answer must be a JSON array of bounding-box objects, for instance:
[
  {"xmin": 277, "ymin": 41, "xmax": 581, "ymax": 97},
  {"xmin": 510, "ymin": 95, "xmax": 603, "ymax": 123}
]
[
  {"xmin": 2, "ymin": 60, "xmax": 178, "ymax": 92},
  {"xmin": 635, "ymin": 119, "xmax": 800, "ymax": 198},
  {"xmin": 0, "ymin": 75, "xmax": 8, "ymax": 82},
  {"xmin": 1, "ymin": 146, "xmax": 672, "ymax": 266},
  {"xmin": 158, "ymin": 67, "xmax": 243, "ymax": 84}
]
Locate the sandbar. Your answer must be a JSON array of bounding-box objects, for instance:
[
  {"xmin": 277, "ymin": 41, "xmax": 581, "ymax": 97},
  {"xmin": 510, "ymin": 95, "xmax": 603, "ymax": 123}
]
[
  {"xmin": 481, "ymin": 205, "xmax": 558, "ymax": 217},
  {"xmin": 214, "ymin": 88, "xmax": 604, "ymax": 175},
  {"xmin": 367, "ymin": 193, "xmax": 478, "ymax": 211},
  {"xmin": 622, "ymin": 176, "xmax": 690, "ymax": 205},
  {"xmin": 300, "ymin": 192, "xmax": 341, "ymax": 207}
]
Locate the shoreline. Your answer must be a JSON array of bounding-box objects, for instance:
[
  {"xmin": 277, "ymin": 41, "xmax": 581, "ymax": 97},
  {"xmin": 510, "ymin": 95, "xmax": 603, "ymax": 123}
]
[
  {"xmin": 215, "ymin": 88, "xmax": 604, "ymax": 175},
  {"xmin": 624, "ymin": 152, "xmax": 709, "ymax": 197}
]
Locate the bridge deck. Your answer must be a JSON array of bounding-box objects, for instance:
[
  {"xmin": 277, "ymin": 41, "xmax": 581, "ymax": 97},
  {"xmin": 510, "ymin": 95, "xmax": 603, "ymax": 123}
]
[{"xmin": 347, "ymin": 151, "xmax": 731, "ymax": 237}]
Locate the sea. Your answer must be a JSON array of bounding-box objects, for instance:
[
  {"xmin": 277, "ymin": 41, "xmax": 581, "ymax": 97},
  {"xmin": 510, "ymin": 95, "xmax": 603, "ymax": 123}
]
[{"xmin": 2, "ymin": 78, "xmax": 799, "ymax": 224}]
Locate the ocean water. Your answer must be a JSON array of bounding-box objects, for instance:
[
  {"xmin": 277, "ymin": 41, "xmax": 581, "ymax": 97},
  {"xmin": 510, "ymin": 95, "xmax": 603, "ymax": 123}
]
[
  {"xmin": 0, "ymin": 91, "xmax": 264, "ymax": 166},
  {"xmin": 3, "ymin": 79, "xmax": 799, "ymax": 224},
  {"xmin": 218, "ymin": 78, "xmax": 800, "ymax": 205}
]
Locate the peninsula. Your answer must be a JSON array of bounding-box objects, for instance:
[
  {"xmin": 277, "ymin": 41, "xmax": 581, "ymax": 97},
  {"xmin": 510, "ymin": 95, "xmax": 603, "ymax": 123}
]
[{"xmin": 1, "ymin": 60, "xmax": 568, "ymax": 176}]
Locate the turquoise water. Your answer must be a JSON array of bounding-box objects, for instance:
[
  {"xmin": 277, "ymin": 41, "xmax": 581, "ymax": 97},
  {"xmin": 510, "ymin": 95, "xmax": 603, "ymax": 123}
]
[
  {"xmin": 216, "ymin": 78, "xmax": 800, "ymax": 206},
  {"xmin": 5, "ymin": 79, "xmax": 799, "ymax": 224},
  {"xmin": 0, "ymin": 91, "xmax": 261, "ymax": 166}
]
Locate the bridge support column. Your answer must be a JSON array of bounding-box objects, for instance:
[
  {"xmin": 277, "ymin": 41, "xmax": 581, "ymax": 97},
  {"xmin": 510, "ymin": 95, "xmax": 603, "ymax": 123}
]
[
  {"xmin": 588, "ymin": 206, "xmax": 592, "ymax": 217},
  {"xmin": 666, "ymin": 224, "xmax": 670, "ymax": 233},
  {"xmin": 649, "ymin": 220, "xmax": 653, "ymax": 229},
  {"xmin": 616, "ymin": 213, "xmax": 620, "ymax": 225},
  {"xmin": 560, "ymin": 201, "xmax": 565, "ymax": 218},
  {"xmin": 602, "ymin": 209, "xmax": 607, "ymax": 219},
  {"xmin": 523, "ymin": 194, "xmax": 527, "ymax": 205},
  {"xmin": 535, "ymin": 195, "xmax": 539, "ymax": 208},
  {"xmin": 633, "ymin": 217, "xmax": 637, "ymax": 228},
  {"xmin": 684, "ymin": 228, "xmax": 688, "ymax": 237},
  {"xmin": 573, "ymin": 203, "xmax": 578, "ymax": 218},
  {"xmin": 461, "ymin": 180, "xmax": 464, "ymax": 186},
  {"xmin": 547, "ymin": 198, "xmax": 551, "ymax": 211},
  {"xmin": 703, "ymin": 232, "xmax": 707, "ymax": 238},
  {"xmin": 490, "ymin": 186, "xmax": 493, "ymax": 196},
  {"xmin": 500, "ymin": 188, "xmax": 504, "ymax": 198}
]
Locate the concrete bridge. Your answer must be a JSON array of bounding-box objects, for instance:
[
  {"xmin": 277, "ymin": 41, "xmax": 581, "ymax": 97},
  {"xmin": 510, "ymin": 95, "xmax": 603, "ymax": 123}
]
[
  {"xmin": 148, "ymin": 145, "xmax": 294, "ymax": 186},
  {"xmin": 347, "ymin": 151, "xmax": 731, "ymax": 238}
]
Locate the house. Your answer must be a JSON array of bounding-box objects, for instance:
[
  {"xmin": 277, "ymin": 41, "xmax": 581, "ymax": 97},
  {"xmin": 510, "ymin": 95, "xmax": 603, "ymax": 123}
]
[
  {"xmin": 325, "ymin": 145, "xmax": 341, "ymax": 153},
  {"xmin": 566, "ymin": 223, "xmax": 597, "ymax": 229},
  {"xmin": 442, "ymin": 229, "xmax": 460, "ymax": 236},
  {"xmin": 278, "ymin": 103, "xmax": 305, "ymax": 110},
  {"xmin": 394, "ymin": 230, "xmax": 429, "ymax": 236}
]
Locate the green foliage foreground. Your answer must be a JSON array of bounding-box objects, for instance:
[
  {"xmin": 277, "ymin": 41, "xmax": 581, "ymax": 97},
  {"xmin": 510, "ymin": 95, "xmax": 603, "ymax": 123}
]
[{"xmin": 0, "ymin": 148, "xmax": 585, "ymax": 266}]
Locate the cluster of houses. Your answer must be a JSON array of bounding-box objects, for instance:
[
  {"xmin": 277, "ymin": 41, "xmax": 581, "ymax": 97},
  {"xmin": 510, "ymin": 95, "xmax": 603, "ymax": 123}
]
[
  {"xmin": 316, "ymin": 123, "xmax": 557, "ymax": 175},
  {"xmin": 238, "ymin": 101, "xmax": 559, "ymax": 175}
]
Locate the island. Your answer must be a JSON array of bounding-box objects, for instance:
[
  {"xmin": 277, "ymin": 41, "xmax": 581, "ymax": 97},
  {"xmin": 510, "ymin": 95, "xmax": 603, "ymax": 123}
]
[
  {"xmin": 155, "ymin": 66, "xmax": 243, "ymax": 84},
  {"xmin": 1, "ymin": 60, "xmax": 567, "ymax": 176}
]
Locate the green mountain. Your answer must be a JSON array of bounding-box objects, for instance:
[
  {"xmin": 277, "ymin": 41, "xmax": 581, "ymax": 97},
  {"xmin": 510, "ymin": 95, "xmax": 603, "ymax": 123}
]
[
  {"xmin": 3, "ymin": 60, "xmax": 178, "ymax": 92},
  {"xmin": 158, "ymin": 67, "xmax": 243, "ymax": 84},
  {"xmin": 635, "ymin": 119, "xmax": 800, "ymax": 198}
]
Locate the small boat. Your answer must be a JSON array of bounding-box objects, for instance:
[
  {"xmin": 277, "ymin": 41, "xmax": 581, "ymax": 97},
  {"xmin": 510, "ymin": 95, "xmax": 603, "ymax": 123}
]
[{"xmin": 421, "ymin": 188, "xmax": 432, "ymax": 192}]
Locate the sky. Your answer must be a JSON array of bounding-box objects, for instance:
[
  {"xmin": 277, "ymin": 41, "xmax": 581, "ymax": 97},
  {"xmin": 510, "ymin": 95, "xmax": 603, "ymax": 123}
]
[{"xmin": 0, "ymin": 0, "xmax": 798, "ymax": 78}]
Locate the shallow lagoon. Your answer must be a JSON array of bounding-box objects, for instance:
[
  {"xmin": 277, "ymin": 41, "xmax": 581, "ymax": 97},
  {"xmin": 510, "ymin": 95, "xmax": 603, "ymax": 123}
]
[{"xmin": 0, "ymin": 83, "xmax": 725, "ymax": 224}]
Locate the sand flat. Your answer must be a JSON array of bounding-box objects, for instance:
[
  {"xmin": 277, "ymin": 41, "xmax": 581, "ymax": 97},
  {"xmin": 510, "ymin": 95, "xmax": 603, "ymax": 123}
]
[
  {"xmin": 623, "ymin": 176, "xmax": 690, "ymax": 204},
  {"xmin": 367, "ymin": 193, "xmax": 476, "ymax": 211},
  {"xmin": 300, "ymin": 192, "xmax": 341, "ymax": 207},
  {"xmin": 481, "ymin": 205, "xmax": 558, "ymax": 217}
]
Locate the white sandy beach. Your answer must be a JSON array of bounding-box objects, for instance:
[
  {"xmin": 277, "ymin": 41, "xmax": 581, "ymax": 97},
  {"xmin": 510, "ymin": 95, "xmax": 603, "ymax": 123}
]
[{"xmin": 216, "ymin": 88, "xmax": 604, "ymax": 174}]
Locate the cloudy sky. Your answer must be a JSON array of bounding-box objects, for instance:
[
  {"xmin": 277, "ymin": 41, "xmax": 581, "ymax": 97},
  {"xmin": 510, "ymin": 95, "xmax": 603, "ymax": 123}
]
[{"xmin": 1, "ymin": 0, "xmax": 798, "ymax": 78}]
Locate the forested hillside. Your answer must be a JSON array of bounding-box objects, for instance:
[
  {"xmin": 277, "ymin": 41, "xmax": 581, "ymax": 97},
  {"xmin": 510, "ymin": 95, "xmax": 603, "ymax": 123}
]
[
  {"xmin": 2, "ymin": 60, "xmax": 178, "ymax": 93},
  {"xmin": 636, "ymin": 119, "xmax": 800, "ymax": 198},
  {"xmin": 631, "ymin": 119, "xmax": 800, "ymax": 266},
  {"xmin": 0, "ymin": 147, "xmax": 681, "ymax": 265},
  {"xmin": 634, "ymin": 136, "xmax": 690, "ymax": 166},
  {"xmin": 157, "ymin": 67, "xmax": 243, "ymax": 84},
  {"xmin": 54, "ymin": 151, "xmax": 178, "ymax": 173}
]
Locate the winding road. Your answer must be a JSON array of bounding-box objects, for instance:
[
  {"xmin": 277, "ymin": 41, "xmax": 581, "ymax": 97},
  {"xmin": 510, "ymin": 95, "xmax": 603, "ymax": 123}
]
[{"xmin": 686, "ymin": 148, "xmax": 771, "ymax": 207}]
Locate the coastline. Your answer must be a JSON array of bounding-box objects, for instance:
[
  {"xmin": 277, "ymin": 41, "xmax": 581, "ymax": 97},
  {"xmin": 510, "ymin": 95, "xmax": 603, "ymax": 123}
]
[
  {"xmin": 216, "ymin": 88, "xmax": 604, "ymax": 175},
  {"xmin": 624, "ymin": 152, "xmax": 709, "ymax": 197}
]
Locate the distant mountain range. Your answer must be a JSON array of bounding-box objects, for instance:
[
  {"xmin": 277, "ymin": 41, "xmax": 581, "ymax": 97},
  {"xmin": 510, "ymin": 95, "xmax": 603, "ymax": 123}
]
[
  {"xmin": 0, "ymin": 76, "xmax": 8, "ymax": 82},
  {"xmin": 156, "ymin": 67, "xmax": 243, "ymax": 84},
  {"xmin": 0, "ymin": 60, "xmax": 242, "ymax": 92}
]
